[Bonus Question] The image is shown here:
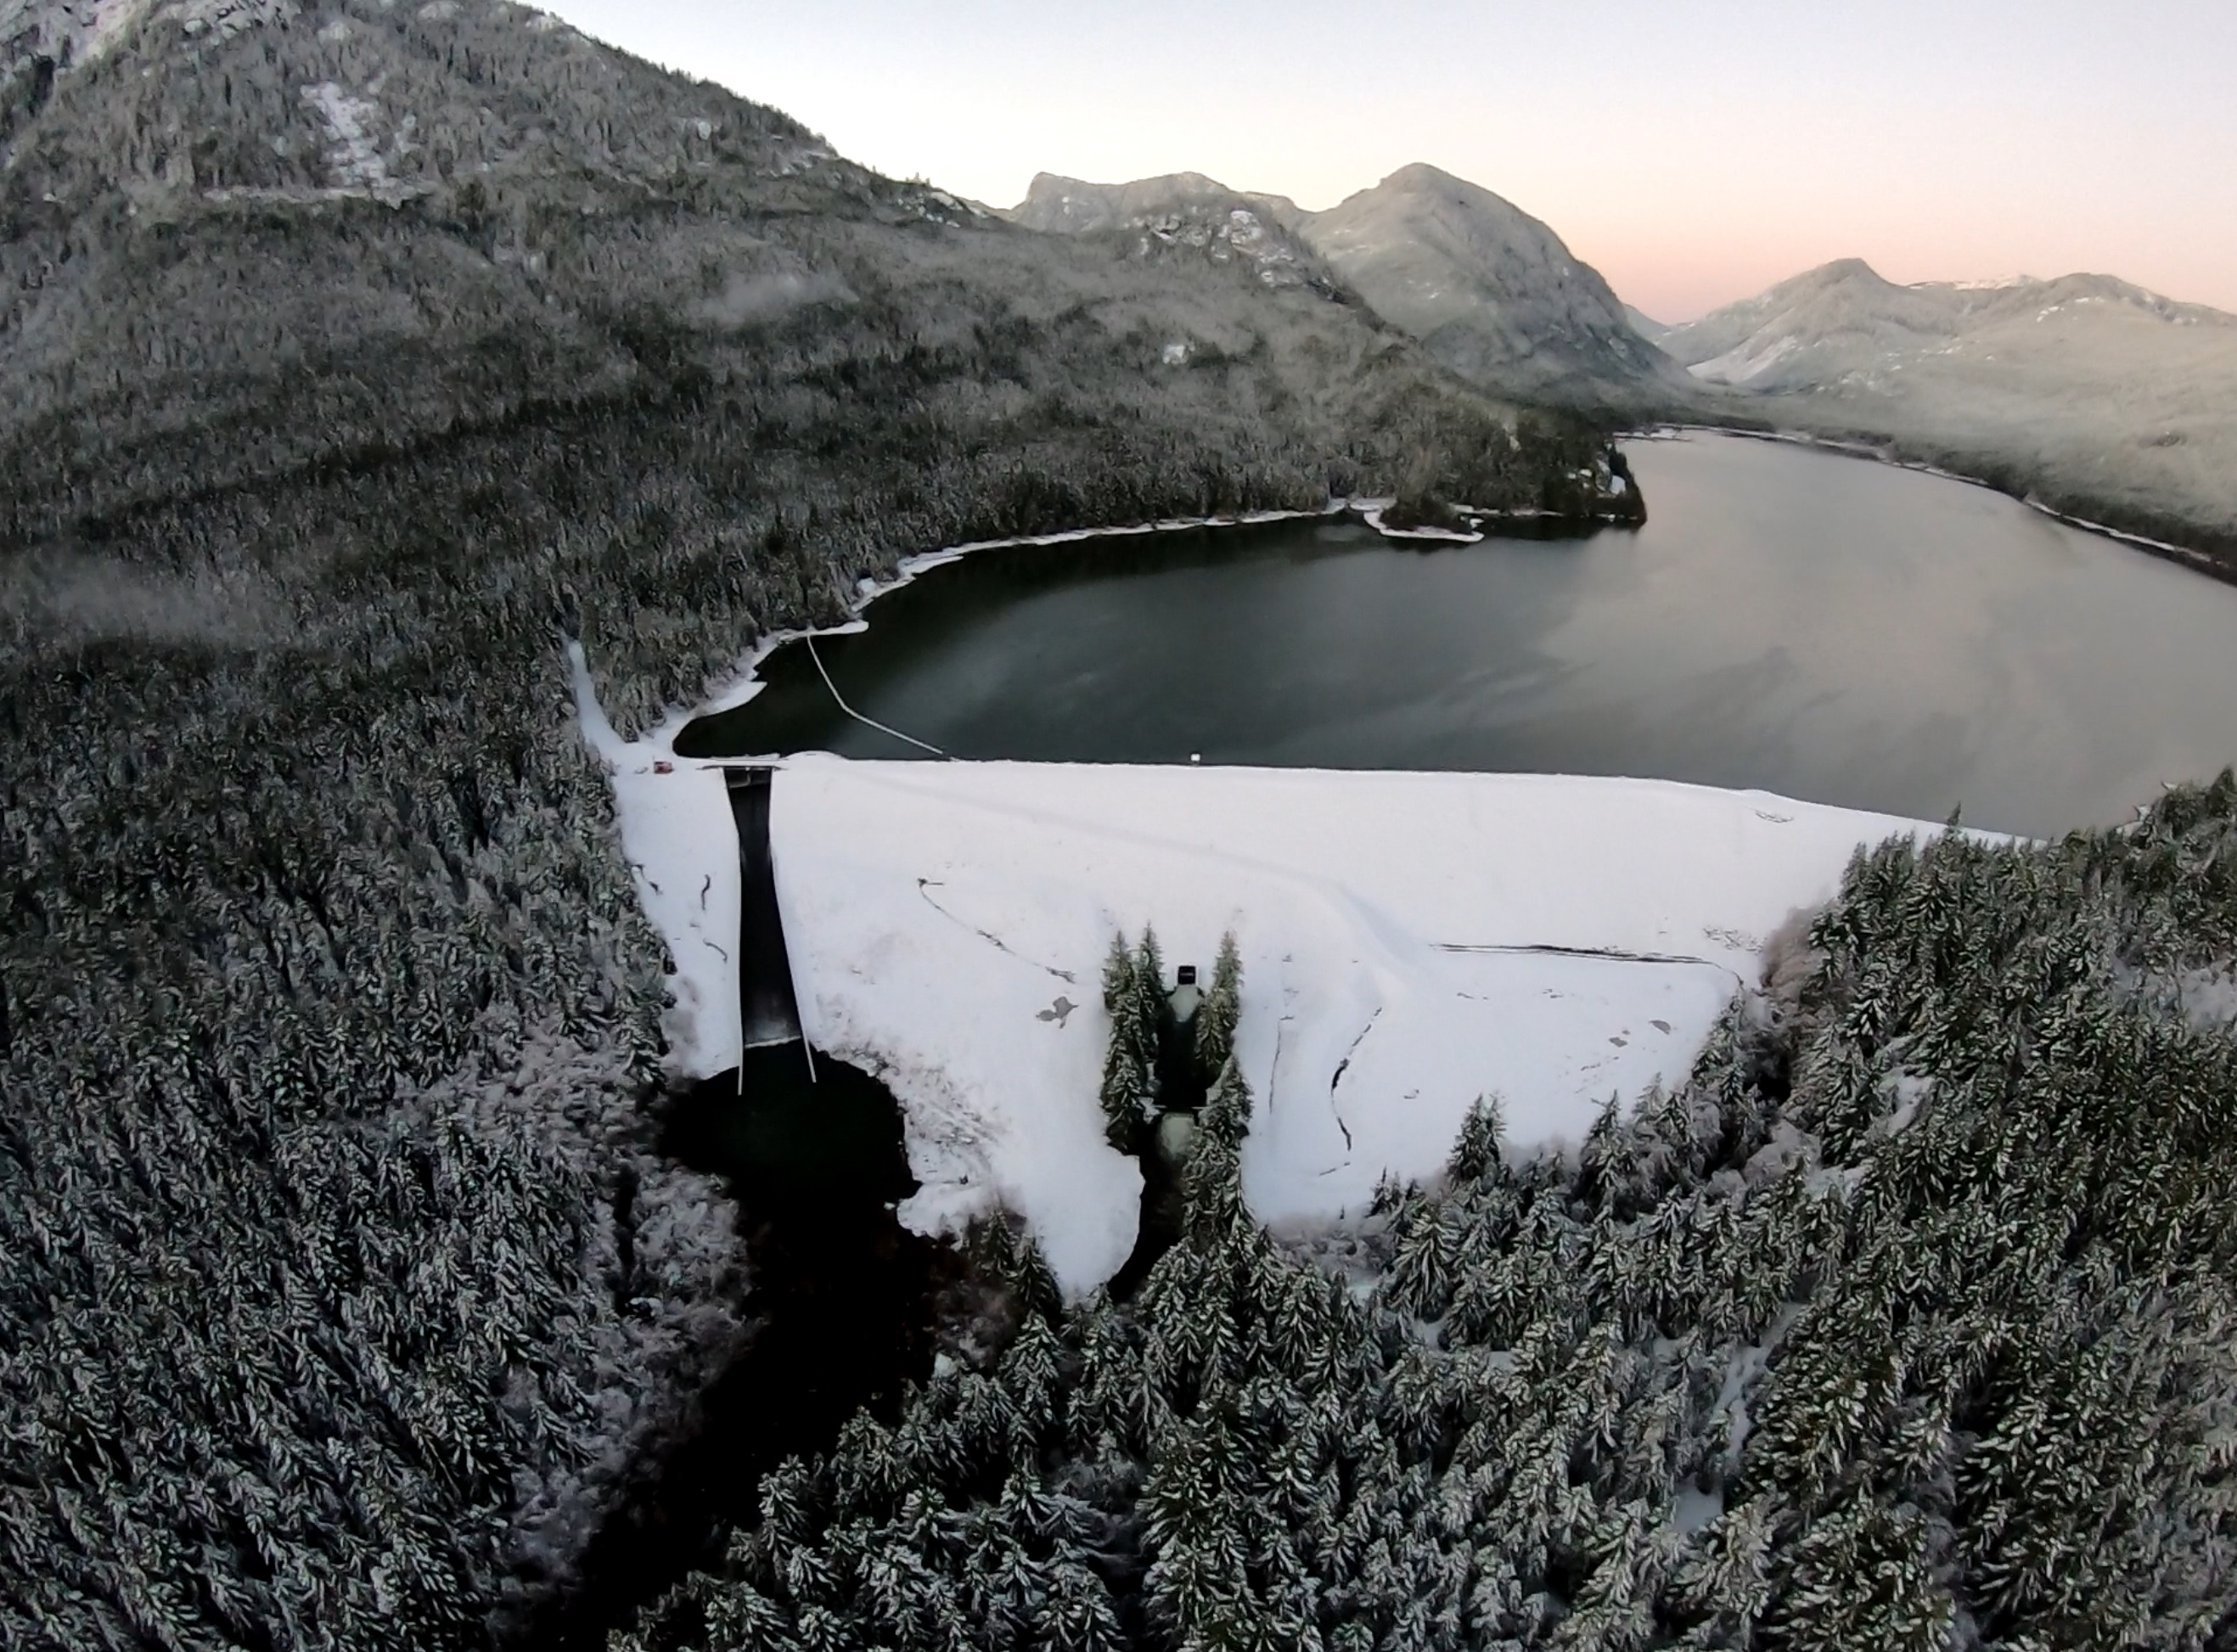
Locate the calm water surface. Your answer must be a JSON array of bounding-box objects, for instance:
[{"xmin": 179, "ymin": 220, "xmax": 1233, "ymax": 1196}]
[{"xmin": 680, "ymin": 434, "xmax": 2237, "ymax": 838}]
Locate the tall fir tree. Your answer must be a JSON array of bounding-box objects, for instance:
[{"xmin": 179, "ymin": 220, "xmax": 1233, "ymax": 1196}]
[
  {"xmin": 1194, "ymin": 930, "xmax": 1244, "ymax": 1082},
  {"xmin": 1098, "ymin": 930, "xmax": 1160, "ymax": 1154}
]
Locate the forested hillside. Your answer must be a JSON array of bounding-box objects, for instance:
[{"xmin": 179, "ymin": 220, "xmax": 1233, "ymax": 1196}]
[
  {"xmin": 621, "ymin": 779, "xmax": 2237, "ymax": 1650},
  {"xmin": 1008, "ymin": 164, "xmax": 1696, "ymax": 415},
  {"xmin": 0, "ymin": 2, "xmax": 1629, "ymax": 1647}
]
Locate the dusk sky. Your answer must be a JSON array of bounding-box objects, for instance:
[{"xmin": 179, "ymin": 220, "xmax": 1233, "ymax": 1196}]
[{"xmin": 538, "ymin": 0, "xmax": 2237, "ymax": 322}]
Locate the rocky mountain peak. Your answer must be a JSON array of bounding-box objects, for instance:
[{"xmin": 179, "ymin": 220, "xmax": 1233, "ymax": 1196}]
[
  {"xmin": 1005, "ymin": 170, "xmax": 1325, "ymax": 292},
  {"xmin": 1295, "ymin": 163, "xmax": 1693, "ymax": 408},
  {"xmin": 1007, "ymin": 158, "xmax": 1692, "ymax": 410},
  {"xmin": 1811, "ymin": 256, "xmax": 1892, "ymax": 286}
]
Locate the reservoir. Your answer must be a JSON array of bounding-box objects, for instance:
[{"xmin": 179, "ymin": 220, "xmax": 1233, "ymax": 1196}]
[{"xmin": 678, "ymin": 433, "xmax": 2237, "ymax": 839}]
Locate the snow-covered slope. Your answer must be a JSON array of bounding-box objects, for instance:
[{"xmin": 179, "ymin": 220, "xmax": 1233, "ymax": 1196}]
[
  {"xmin": 758, "ymin": 758, "xmax": 1943, "ymax": 1293},
  {"xmin": 1661, "ymin": 259, "xmax": 2237, "ymax": 555},
  {"xmin": 1003, "ymin": 171, "xmax": 1334, "ymax": 295},
  {"xmin": 1294, "ymin": 164, "xmax": 1693, "ymax": 407},
  {"xmin": 1654, "ymin": 259, "xmax": 2226, "ymax": 393},
  {"xmin": 1008, "ymin": 162, "xmax": 1689, "ymax": 409}
]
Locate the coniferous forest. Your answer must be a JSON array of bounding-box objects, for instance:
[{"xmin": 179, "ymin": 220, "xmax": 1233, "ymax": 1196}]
[{"xmin": 3, "ymin": 3, "xmax": 2236, "ymax": 1650}]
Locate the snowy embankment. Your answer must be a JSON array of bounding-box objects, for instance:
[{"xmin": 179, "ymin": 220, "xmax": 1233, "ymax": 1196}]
[
  {"xmin": 572, "ymin": 643, "xmax": 746, "ymax": 1076},
  {"xmin": 766, "ymin": 759, "xmax": 1946, "ymax": 1294},
  {"xmin": 576, "ymin": 633, "xmax": 1950, "ymax": 1294},
  {"xmin": 570, "ymin": 503, "xmax": 1562, "ymax": 1073}
]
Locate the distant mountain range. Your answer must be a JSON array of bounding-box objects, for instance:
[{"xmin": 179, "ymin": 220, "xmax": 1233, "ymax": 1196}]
[
  {"xmin": 1007, "ymin": 163, "xmax": 1695, "ymax": 412},
  {"xmin": 1647, "ymin": 258, "xmax": 2237, "ymax": 559},
  {"xmin": 1004, "ymin": 155, "xmax": 2237, "ymax": 561}
]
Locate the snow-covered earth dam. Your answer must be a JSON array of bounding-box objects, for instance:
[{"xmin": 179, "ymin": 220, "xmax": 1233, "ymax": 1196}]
[{"xmin": 594, "ymin": 740, "xmax": 1948, "ymax": 1295}]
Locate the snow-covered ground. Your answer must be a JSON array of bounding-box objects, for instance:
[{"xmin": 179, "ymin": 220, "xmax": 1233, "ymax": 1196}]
[
  {"xmin": 577, "ymin": 580, "xmax": 1956, "ymax": 1295},
  {"xmin": 765, "ymin": 758, "xmax": 1945, "ymax": 1293},
  {"xmin": 572, "ymin": 644, "xmax": 745, "ymax": 1078}
]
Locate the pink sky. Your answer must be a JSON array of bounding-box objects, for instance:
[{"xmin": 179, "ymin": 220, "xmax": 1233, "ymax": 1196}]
[{"xmin": 543, "ymin": 0, "xmax": 2237, "ymax": 321}]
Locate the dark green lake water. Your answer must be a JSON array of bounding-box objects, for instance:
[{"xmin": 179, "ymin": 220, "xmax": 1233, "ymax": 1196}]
[{"xmin": 679, "ymin": 433, "xmax": 2237, "ymax": 838}]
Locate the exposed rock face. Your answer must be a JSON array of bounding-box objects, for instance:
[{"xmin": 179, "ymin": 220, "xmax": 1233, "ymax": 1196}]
[
  {"xmin": 1661, "ymin": 259, "xmax": 2237, "ymax": 558},
  {"xmin": 1009, "ymin": 161, "xmax": 1694, "ymax": 411},
  {"xmin": 1009, "ymin": 169, "xmax": 1306, "ymax": 238},
  {"xmin": 1294, "ymin": 163, "xmax": 1693, "ymax": 409},
  {"xmin": 1006, "ymin": 170, "xmax": 1335, "ymax": 295}
]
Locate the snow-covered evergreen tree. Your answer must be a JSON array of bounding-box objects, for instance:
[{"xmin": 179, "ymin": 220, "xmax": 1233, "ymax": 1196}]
[
  {"xmin": 1098, "ymin": 930, "xmax": 1162, "ymax": 1154},
  {"xmin": 1194, "ymin": 930, "xmax": 1244, "ymax": 1082}
]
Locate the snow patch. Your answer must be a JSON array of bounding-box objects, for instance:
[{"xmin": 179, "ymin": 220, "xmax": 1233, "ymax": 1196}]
[
  {"xmin": 1672, "ymin": 1480, "xmax": 1724, "ymax": 1534},
  {"xmin": 300, "ymin": 81, "xmax": 389, "ymax": 189}
]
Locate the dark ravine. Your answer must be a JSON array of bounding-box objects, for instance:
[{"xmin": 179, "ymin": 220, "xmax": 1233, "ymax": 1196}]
[{"xmin": 529, "ymin": 1047, "xmax": 953, "ymax": 1651}]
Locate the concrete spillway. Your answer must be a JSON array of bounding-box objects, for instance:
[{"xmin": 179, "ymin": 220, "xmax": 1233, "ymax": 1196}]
[{"xmin": 723, "ymin": 767, "xmax": 805, "ymax": 1053}]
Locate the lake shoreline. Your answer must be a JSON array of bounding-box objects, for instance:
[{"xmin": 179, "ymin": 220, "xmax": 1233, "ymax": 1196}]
[
  {"xmin": 657, "ymin": 433, "xmax": 2237, "ymax": 841},
  {"xmin": 1637, "ymin": 420, "xmax": 2237, "ymax": 586},
  {"xmin": 651, "ymin": 494, "xmax": 1625, "ymax": 758}
]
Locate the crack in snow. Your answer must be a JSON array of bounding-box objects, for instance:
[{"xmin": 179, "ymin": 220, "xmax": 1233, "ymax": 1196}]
[
  {"xmin": 1436, "ymin": 940, "xmax": 1742, "ymax": 981},
  {"xmin": 1326, "ymin": 1008, "xmax": 1382, "ymax": 1155},
  {"xmin": 914, "ymin": 878, "xmax": 1077, "ymax": 983}
]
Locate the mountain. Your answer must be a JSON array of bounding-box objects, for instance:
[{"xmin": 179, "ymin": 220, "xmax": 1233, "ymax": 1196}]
[
  {"xmin": 1007, "ymin": 162, "xmax": 1693, "ymax": 411},
  {"xmin": 1661, "ymin": 258, "xmax": 2237, "ymax": 560},
  {"xmin": 0, "ymin": 1, "xmax": 1638, "ymax": 542},
  {"xmin": 0, "ymin": 8, "xmax": 1638, "ymax": 1652},
  {"xmin": 1296, "ymin": 163, "xmax": 1694, "ymax": 409},
  {"xmin": 1622, "ymin": 302, "xmax": 1669, "ymax": 341},
  {"xmin": 1003, "ymin": 169, "xmax": 1336, "ymax": 300},
  {"xmin": 1006, "ymin": 169, "xmax": 1307, "ymax": 239}
]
